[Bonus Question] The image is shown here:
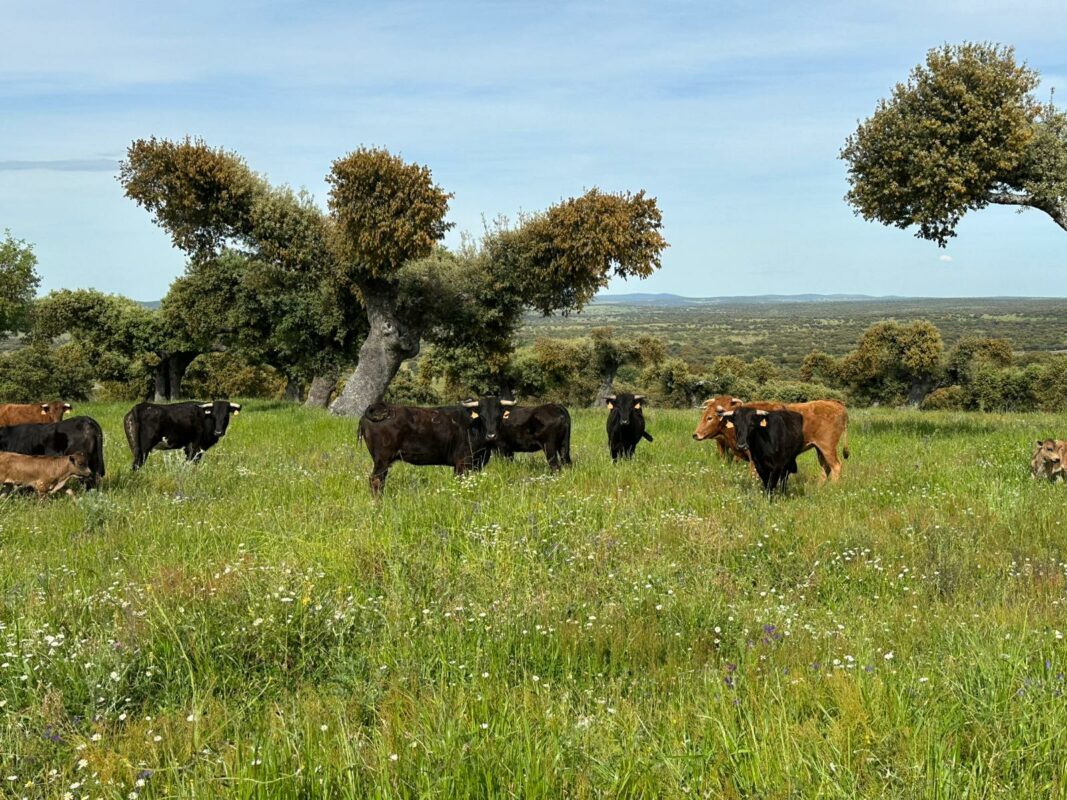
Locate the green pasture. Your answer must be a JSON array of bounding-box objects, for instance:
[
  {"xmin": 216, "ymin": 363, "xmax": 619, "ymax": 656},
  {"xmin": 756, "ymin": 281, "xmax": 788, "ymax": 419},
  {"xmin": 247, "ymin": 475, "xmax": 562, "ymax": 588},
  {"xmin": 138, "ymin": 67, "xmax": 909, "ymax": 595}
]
[{"xmin": 1, "ymin": 403, "xmax": 1066, "ymax": 798}]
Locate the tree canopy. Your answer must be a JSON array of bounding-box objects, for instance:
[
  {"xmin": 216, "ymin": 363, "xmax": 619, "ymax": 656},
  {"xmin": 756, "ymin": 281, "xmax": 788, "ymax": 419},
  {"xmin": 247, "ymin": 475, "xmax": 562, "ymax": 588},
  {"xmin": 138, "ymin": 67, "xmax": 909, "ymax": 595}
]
[
  {"xmin": 842, "ymin": 43, "xmax": 1067, "ymax": 244},
  {"xmin": 0, "ymin": 231, "xmax": 41, "ymax": 336}
]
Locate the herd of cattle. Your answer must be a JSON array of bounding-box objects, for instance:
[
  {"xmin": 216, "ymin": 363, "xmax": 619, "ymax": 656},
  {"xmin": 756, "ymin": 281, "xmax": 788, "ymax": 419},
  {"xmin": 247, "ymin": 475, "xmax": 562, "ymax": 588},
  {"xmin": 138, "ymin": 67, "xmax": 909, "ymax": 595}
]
[{"xmin": 0, "ymin": 393, "xmax": 1061, "ymax": 499}]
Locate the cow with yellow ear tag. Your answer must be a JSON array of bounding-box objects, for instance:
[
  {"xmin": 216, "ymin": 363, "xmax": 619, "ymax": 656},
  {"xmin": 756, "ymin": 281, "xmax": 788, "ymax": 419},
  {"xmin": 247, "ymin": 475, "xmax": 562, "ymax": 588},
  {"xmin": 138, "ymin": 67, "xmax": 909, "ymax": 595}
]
[
  {"xmin": 717, "ymin": 407, "xmax": 805, "ymax": 495},
  {"xmin": 606, "ymin": 392, "xmax": 653, "ymax": 462}
]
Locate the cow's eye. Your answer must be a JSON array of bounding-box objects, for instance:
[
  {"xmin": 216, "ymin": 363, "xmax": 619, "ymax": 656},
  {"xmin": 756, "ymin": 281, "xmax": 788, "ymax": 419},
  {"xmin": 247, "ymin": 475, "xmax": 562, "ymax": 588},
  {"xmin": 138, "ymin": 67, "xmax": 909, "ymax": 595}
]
[{"xmin": 503, "ymin": 411, "xmax": 510, "ymax": 419}]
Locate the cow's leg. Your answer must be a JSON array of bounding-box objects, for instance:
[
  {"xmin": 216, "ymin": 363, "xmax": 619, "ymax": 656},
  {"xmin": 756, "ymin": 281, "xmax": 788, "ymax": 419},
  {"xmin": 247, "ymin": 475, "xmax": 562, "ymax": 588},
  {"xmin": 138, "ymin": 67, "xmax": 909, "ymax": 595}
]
[
  {"xmin": 135, "ymin": 430, "xmax": 158, "ymax": 470},
  {"xmin": 544, "ymin": 444, "xmax": 563, "ymax": 471},
  {"xmin": 184, "ymin": 444, "xmax": 204, "ymax": 463},
  {"xmin": 48, "ymin": 477, "xmax": 71, "ymax": 496},
  {"xmin": 814, "ymin": 446, "xmax": 841, "ymax": 482},
  {"xmin": 369, "ymin": 461, "xmax": 390, "ymax": 497}
]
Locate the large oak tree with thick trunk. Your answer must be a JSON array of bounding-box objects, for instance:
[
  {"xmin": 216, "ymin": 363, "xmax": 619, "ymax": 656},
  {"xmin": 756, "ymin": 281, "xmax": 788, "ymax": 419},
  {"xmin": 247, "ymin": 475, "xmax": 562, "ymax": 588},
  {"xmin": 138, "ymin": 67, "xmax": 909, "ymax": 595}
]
[{"xmin": 842, "ymin": 43, "xmax": 1067, "ymax": 245}]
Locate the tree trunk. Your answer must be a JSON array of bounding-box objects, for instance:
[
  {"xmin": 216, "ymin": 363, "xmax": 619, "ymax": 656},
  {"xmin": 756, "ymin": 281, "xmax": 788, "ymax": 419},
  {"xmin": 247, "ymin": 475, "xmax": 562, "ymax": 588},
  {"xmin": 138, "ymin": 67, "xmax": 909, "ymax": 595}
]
[
  {"xmin": 592, "ymin": 368, "xmax": 619, "ymax": 407},
  {"xmin": 283, "ymin": 377, "xmax": 304, "ymax": 402},
  {"xmin": 907, "ymin": 376, "xmax": 937, "ymax": 407},
  {"xmin": 330, "ymin": 282, "xmax": 420, "ymax": 417},
  {"xmin": 152, "ymin": 351, "xmax": 197, "ymax": 402},
  {"xmin": 305, "ymin": 373, "xmax": 338, "ymax": 409}
]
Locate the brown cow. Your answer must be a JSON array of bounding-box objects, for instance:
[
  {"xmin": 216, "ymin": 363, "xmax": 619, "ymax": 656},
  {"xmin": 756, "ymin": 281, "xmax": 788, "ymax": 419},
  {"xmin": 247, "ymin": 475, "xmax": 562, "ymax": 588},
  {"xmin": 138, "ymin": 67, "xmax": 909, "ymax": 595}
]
[
  {"xmin": 0, "ymin": 451, "xmax": 92, "ymax": 498},
  {"xmin": 1031, "ymin": 439, "xmax": 1067, "ymax": 483},
  {"xmin": 0, "ymin": 402, "xmax": 72, "ymax": 426},
  {"xmin": 694, "ymin": 395, "xmax": 850, "ymax": 481}
]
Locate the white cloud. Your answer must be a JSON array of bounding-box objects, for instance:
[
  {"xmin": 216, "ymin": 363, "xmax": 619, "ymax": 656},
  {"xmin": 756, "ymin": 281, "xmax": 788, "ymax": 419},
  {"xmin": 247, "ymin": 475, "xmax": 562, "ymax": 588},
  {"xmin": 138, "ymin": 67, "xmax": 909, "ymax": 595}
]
[{"xmin": 939, "ymin": 255, "xmax": 953, "ymax": 262}]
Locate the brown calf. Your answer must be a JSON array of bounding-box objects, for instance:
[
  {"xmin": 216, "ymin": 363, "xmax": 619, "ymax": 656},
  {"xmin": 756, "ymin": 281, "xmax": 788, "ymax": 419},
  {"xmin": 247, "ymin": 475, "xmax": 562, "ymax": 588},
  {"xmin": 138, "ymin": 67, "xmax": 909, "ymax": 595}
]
[
  {"xmin": 1031, "ymin": 439, "xmax": 1067, "ymax": 483},
  {"xmin": 694, "ymin": 395, "xmax": 850, "ymax": 481},
  {"xmin": 0, "ymin": 451, "xmax": 92, "ymax": 498},
  {"xmin": 0, "ymin": 402, "xmax": 72, "ymax": 426}
]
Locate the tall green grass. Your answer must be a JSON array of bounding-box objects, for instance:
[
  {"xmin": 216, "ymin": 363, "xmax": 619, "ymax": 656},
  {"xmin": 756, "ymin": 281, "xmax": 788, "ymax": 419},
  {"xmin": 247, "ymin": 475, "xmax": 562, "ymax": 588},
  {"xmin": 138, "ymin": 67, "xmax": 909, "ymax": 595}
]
[{"xmin": 1, "ymin": 403, "xmax": 1066, "ymax": 798}]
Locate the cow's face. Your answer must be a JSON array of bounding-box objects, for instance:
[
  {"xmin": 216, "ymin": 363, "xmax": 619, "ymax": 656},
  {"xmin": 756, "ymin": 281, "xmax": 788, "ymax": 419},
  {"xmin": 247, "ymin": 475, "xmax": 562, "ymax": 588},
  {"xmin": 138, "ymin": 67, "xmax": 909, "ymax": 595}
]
[
  {"xmin": 693, "ymin": 395, "xmax": 743, "ymax": 440},
  {"xmin": 606, "ymin": 393, "xmax": 645, "ymax": 427},
  {"xmin": 41, "ymin": 402, "xmax": 73, "ymax": 423},
  {"xmin": 1032, "ymin": 439, "xmax": 1063, "ymax": 477},
  {"xmin": 462, "ymin": 396, "xmax": 515, "ymax": 441},
  {"xmin": 718, "ymin": 407, "xmax": 767, "ymax": 452},
  {"xmin": 201, "ymin": 400, "xmax": 242, "ymax": 438},
  {"xmin": 68, "ymin": 452, "xmax": 92, "ymax": 477}
]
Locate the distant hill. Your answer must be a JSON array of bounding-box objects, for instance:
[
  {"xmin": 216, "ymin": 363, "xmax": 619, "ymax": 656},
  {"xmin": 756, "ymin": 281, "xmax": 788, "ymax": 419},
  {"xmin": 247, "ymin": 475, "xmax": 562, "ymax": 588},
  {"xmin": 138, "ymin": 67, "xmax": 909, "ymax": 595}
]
[{"xmin": 593, "ymin": 292, "xmax": 908, "ymax": 305}]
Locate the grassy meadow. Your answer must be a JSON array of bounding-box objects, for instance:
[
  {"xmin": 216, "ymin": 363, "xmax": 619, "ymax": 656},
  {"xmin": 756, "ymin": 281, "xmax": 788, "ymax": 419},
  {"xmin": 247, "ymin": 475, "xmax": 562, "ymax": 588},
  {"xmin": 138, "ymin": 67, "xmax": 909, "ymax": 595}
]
[{"xmin": 2, "ymin": 401, "xmax": 1067, "ymax": 798}]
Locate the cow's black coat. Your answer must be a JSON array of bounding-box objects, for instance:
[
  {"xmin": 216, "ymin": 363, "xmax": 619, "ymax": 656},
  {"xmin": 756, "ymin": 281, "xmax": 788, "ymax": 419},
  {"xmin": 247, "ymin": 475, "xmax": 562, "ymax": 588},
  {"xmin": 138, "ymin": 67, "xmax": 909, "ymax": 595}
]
[
  {"xmin": 723, "ymin": 407, "xmax": 806, "ymax": 494},
  {"xmin": 493, "ymin": 403, "xmax": 572, "ymax": 470},
  {"xmin": 358, "ymin": 396, "xmax": 513, "ymax": 495},
  {"xmin": 124, "ymin": 400, "xmax": 241, "ymax": 469},
  {"xmin": 0, "ymin": 416, "xmax": 105, "ymax": 488},
  {"xmin": 606, "ymin": 393, "xmax": 653, "ymax": 461}
]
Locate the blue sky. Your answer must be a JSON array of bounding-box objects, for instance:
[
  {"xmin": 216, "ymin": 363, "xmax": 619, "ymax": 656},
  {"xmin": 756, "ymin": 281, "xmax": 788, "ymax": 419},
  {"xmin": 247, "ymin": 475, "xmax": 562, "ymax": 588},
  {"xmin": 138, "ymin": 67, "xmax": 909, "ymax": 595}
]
[{"xmin": 2, "ymin": 0, "xmax": 1066, "ymax": 299}]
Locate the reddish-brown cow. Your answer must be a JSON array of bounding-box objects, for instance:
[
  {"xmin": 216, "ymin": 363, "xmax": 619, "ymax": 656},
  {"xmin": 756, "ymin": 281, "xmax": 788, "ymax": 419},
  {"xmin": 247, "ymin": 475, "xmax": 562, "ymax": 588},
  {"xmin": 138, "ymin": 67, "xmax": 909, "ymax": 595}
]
[
  {"xmin": 694, "ymin": 395, "xmax": 850, "ymax": 481},
  {"xmin": 0, "ymin": 402, "xmax": 72, "ymax": 427}
]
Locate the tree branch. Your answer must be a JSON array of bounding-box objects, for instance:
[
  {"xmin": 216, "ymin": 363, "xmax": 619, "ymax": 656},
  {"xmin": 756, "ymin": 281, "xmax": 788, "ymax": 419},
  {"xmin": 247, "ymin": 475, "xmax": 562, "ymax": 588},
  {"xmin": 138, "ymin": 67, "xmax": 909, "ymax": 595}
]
[{"xmin": 988, "ymin": 192, "xmax": 1067, "ymax": 232}]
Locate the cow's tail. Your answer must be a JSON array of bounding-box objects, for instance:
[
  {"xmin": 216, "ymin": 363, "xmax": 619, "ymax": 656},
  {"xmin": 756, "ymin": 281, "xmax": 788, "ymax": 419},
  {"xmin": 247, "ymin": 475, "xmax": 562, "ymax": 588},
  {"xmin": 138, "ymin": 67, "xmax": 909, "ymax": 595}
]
[
  {"xmin": 642, "ymin": 431, "xmax": 654, "ymax": 442},
  {"xmin": 842, "ymin": 412, "xmax": 850, "ymax": 459},
  {"xmin": 123, "ymin": 409, "xmax": 137, "ymax": 455}
]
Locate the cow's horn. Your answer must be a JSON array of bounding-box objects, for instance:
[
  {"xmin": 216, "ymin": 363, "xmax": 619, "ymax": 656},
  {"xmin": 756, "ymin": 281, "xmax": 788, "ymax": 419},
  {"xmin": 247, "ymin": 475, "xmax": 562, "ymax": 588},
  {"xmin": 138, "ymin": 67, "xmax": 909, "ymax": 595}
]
[
  {"xmin": 731, "ymin": 397, "xmax": 743, "ymax": 405},
  {"xmin": 719, "ymin": 409, "xmax": 734, "ymax": 417},
  {"xmin": 200, "ymin": 403, "xmax": 213, "ymax": 409},
  {"xmin": 63, "ymin": 403, "xmax": 72, "ymax": 409},
  {"xmin": 756, "ymin": 409, "xmax": 768, "ymax": 416},
  {"xmin": 634, "ymin": 395, "xmax": 645, "ymax": 402},
  {"xmin": 500, "ymin": 399, "xmax": 517, "ymax": 406},
  {"xmin": 605, "ymin": 395, "xmax": 617, "ymax": 401},
  {"xmin": 461, "ymin": 399, "xmax": 479, "ymax": 408}
]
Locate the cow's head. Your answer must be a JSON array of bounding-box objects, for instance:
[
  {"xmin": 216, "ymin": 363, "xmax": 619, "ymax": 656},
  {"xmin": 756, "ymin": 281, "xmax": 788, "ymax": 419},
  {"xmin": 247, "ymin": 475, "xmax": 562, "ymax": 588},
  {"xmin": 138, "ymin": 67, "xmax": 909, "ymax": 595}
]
[
  {"xmin": 41, "ymin": 402, "xmax": 73, "ymax": 422},
  {"xmin": 693, "ymin": 395, "xmax": 744, "ymax": 440},
  {"xmin": 461, "ymin": 396, "xmax": 515, "ymax": 441},
  {"xmin": 606, "ymin": 393, "xmax": 645, "ymax": 427},
  {"xmin": 717, "ymin": 407, "xmax": 768, "ymax": 452},
  {"xmin": 200, "ymin": 400, "xmax": 242, "ymax": 438},
  {"xmin": 68, "ymin": 452, "xmax": 92, "ymax": 478},
  {"xmin": 1031, "ymin": 439, "xmax": 1063, "ymax": 478}
]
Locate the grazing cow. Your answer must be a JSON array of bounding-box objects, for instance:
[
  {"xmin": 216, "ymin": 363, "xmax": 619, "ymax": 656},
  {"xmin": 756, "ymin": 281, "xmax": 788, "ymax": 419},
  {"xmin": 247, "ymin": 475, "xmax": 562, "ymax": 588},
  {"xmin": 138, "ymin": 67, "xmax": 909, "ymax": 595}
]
[
  {"xmin": 358, "ymin": 396, "xmax": 514, "ymax": 496},
  {"xmin": 0, "ymin": 417, "xmax": 105, "ymax": 488},
  {"xmin": 492, "ymin": 403, "xmax": 572, "ymax": 470},
  {"xmin": 719, "ymin": 407, "xmax": 805, "ymax": 494},
  {"xmin": 0, "ymin": 402, "xmax": 72, "ymax": 426},
  {"xmin": 0, "ymin": 451, "xmax": 92, "ymax": 498},
  {"xmin": 694, "ymin": 395, "xmax": 850, "ymax": 481},
  {"xmin": 606, "ymin": 393, "xmax": 653, "ymax": 461},
  {"xmin": 124, "ymin": 400, "xmax": 242, "ymax": 470},
  {"xmin": 1031, "ymin": 439, "xmax": 1067, "ymax": 482}
]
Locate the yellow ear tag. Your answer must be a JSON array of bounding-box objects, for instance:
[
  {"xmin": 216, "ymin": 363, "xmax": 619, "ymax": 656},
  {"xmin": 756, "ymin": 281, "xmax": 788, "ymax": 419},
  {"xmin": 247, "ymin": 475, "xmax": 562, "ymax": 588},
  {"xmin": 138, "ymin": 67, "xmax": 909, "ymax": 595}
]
[
  {"xmin": 759, "ymin": 419, "xmax": 767, "ymax": 427},
  {"xmin": 470, "ymin": 411, "xmax": 479, "ymax": 418},
  {"xmin": 634, "ymin": 403, "xmax": 641, "ymax": 410},
  {"xmin": 607, "ymin": 402, "xmax": 614, "ymax": 409},
  {"xmin": 725, "ymin": 421, "xmax": 734, "ymax": 429}
]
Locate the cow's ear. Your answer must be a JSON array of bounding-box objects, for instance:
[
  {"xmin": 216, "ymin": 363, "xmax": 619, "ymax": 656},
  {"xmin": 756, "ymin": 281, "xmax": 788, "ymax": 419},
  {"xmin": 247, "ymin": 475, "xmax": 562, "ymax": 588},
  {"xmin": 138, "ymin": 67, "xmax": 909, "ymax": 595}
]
[
  {"xmin": 1037, "ymin": 440, "xmax": 1045, "ymax": 447},
  {"xmin": 40, "ymin": 404, "xmax": 49, "ymax": 414},
  {"xmin": 230, "ymin": 403, "xmax": 241, "ymax": 415}
]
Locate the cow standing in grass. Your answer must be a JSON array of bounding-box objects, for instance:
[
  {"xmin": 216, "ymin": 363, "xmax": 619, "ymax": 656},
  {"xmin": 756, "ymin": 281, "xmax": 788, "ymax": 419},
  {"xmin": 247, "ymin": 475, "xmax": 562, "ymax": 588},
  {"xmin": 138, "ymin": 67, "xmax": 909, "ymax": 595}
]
[
  {"xmin": 0, "ymin": 417, "xmax": 105, "ymax": 489},
  {"xmin": 0, "ymin": 402, "xmax": 73, "ymax": 426},
  {"xmin": 124, "ymin": 400, "xmax": 242, "ymax": 470},
  {"xmin": 492, "ymin": 403, "xmax": 572, "ymax": 470},
  {"xmin": 718, "ymin": 406, "xmax": 805, "ymax": 495},
  {"xmin": 358, "ymin": 396, "xmax": 514, "ymax": 496},
  {"xmin": 694, "ymin": 395, "xmax": 850, "ymax": 481},
  {"xmin": 606, "ymin": 393, "xmax": 652, "ymax": 461}
]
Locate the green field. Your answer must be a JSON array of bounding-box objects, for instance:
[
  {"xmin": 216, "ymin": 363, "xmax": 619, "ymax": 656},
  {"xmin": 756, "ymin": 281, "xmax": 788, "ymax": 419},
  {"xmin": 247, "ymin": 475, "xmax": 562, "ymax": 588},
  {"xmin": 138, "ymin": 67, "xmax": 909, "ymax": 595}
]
[{"xmin": 3, "ymin": 402, "xmax": 1067, "ymax": 798}]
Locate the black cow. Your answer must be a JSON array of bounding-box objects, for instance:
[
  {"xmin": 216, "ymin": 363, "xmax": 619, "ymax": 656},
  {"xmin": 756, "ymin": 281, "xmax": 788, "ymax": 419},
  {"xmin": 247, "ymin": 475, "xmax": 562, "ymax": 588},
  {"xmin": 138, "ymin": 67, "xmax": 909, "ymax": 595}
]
[
  {"xmin": 358, "ymin": 396, "xmax": 514, "ymax": 496},
  {"xmin": 606, "ymin": 393, "xmax": 653, "ymax": 461},
  {"xmin": 492, "ymin": 403, "xmax": 572, "ymax": 470},
  {"xmin": 124, "ymin": 400, "xmax": 242, "ymax": 470},
  {"xmin": 0, "ymin": 416, "xmax": 105, "ymax": 489},
  {"xmin": 718, "ymin": 406, "xmax": 805, "ymax": 494}
]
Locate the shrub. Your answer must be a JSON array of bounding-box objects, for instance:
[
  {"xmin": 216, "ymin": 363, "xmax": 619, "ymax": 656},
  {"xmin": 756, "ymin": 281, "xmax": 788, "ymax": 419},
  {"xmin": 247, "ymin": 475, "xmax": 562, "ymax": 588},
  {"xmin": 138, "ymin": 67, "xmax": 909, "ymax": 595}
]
[
  {"xmin": 0, "ymin": 343, "xmax": 93, "ymax": 401},
  {"xmin": 183, "ymin": 353, "xmax": 285, "ymax": 399},
  {"xmin": 385, "ymin": 368, "xmax": 441, "ymax": 405},
  {"xmin": 921, "ymin": 385, "xmax": 967, "ymax": 411},
  {"xmin": 757, "ymin": 380, "xmax": 845, "ymax": 404}
]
